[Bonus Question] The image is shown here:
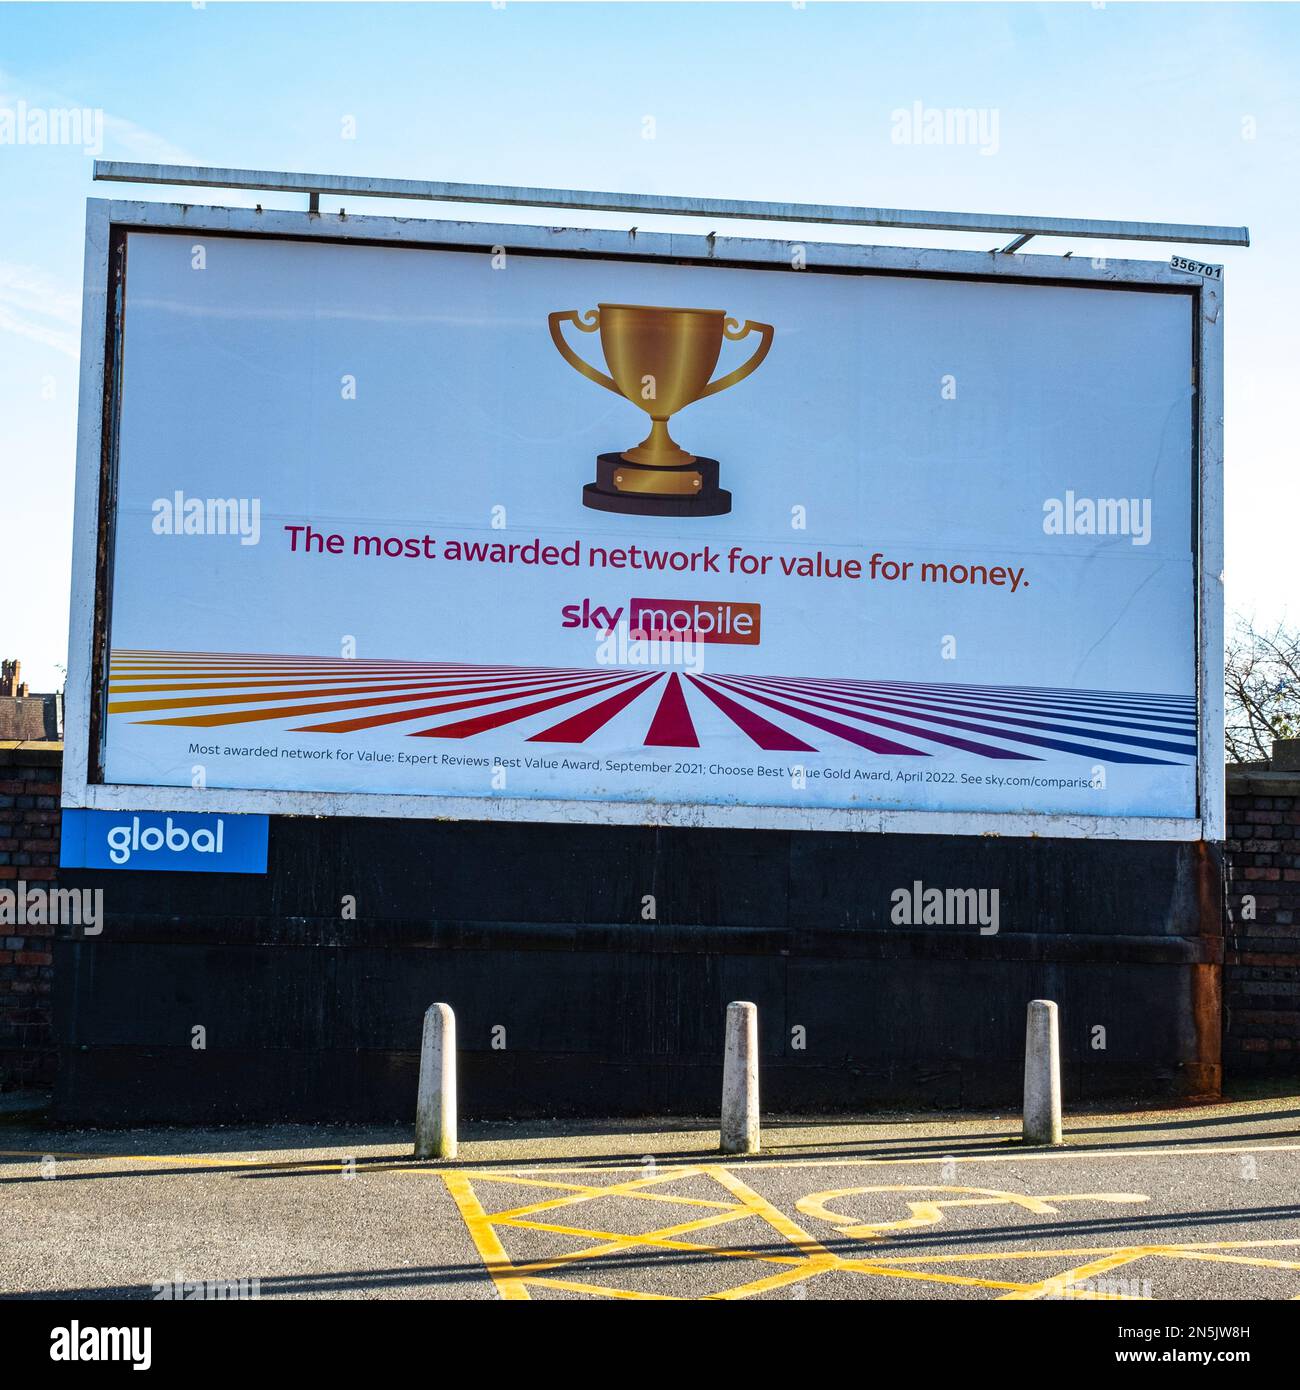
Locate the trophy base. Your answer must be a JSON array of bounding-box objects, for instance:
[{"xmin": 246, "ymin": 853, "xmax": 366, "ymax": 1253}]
[{"xmin": 583, "ymin": 453, "xmax": 732, "ymax": 517}]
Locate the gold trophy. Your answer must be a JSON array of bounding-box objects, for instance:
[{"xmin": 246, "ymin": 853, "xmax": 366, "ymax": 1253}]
[{"xmin": 549, "ymin": 303, "xmax": 774, "ymax": 516}]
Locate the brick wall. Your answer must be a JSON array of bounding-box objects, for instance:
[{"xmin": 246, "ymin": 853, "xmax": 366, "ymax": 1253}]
[
  {"xmin": 0, "ymin": 743, "xmax": 62, "ymax": 1090},
  {"xmin": 1224, "ymin": 765, "xmax": 1300, "ymax": 1075}
]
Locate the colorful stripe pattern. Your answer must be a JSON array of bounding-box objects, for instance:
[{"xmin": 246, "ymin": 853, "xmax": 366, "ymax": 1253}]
[{"xmin": 107, "ymin": 651, "xmax": 1198, "ymax": 765}]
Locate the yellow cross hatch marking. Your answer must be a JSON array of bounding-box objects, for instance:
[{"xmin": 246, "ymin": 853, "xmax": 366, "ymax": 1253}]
[
  {"xmin": 438, "ymin": 1167, "xmax": 1300, "ymax": 1302},
  {"xmin": 7, "ymin": 1144, "xmax": 1298, "ymax": 1301}
]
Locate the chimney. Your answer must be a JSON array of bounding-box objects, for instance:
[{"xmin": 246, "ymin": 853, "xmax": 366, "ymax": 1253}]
[{"xmin": 0, "ymin": 659, "xmax": 20, "ymax": 698}]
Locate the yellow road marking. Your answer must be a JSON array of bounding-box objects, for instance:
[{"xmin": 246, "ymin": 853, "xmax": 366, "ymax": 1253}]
[
  {"xmin": 460, "ymin": 1170, "xmax": 732, "ymax": 1203},
  {"xmin": 706, "ymin": 1164, "xmax": 839, "ymax": 1259},
  {"xmin": 709, "ymin": 1261, "xmax": 834, "ymax": 1300},
  {"xmin": 879, "ymin": 1237, "xmax": 1300, "ymax": 1264},
  {"xmin": 440, "ymin": 1171, "xmax": 531, "ymax": 1301},
  {"xmin": 1161, "ymin": 1249, "xmax": 1300, "ymax": 1271},
  {"xmin": 0, "ymin": 1149, "xmax": 273, "ymax": 1167},
  {"xmin": 438, "ymin": 1166, "xmax": 1300, "ymax": 1300},
  {"xmin": 522, "ymin": 1277, "xmax": 677, "ymax": 1300},
  {"xmin": 10, "ymin": 1136, "xmax": 1300, "ymax": 1301},
  {"xmin": 6, "ymin": 1139, "xmax": 1300, "ymax": 1176},
  {"xmin": 1000, "ymin": 1250, "xmax": 1152, "ymax": 1301},
  {"xmin": 436, "ymin": 1162, "xmax": 844, "ymax": 1300},
  {"xmin": 498, "ymin": 1209, "xmax": 769, "ymax": 1273},
  {"xmin": 833, "ymin": 1258, "xmax": 1034, "ymax": 1293},
  {"xmin": 476, "ymin": 1165, "xmax": 739, "ymax": 1222},
  {"xmin": 699, "ymin": 1164, "xmax": 843, "ymax": 1297},
  {"xmin": 796, "ymin": 1185, "xmax": 1148, "ymax": 1239},
  {"xmin": 467, "ymin": 1141, "xmax": 1300, "ymax": 1175}
]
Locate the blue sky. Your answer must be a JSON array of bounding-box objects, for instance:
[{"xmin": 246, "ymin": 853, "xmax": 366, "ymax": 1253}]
[{"xmin": 2, "ymin": 0, "xmax": 1296, "ymax": 691}]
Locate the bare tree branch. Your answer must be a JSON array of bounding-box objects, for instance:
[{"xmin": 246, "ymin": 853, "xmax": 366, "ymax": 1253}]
[{"xmin": 1225, "ymin": 614, "xmax": 1300, "ymax": 763}]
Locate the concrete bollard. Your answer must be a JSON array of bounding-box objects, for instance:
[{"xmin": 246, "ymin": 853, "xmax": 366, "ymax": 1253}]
[
  {"xmin": 414, "ymin": 1003, "xmax": 457, "ymax": 1160},
  {"xmin": 721, "ymin": 1000, "xmax": 760, "ymax": 1154},
  {"xmin": 1022, "ymin": 998, "xmax": 1063, "ymax": 1146}
]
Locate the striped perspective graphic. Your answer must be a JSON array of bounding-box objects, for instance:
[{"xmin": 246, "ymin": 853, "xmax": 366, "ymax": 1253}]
[{"xmin": 105, "ymin": 651, "xmax": 1197, "ymax": 765}]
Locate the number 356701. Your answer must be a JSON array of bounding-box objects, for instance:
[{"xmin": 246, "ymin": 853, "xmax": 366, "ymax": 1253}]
[{"xmin": 1170, "ymin": 255, "xmax": 1223, "ymax": 280}]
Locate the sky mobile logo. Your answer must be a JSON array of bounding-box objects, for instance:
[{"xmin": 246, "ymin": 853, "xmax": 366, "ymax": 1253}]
[
  {"xmin": 106, "ymin": 815, "xmax": 226, "ymax": 866},
  {"xmin": 562, "ymin": 596, "xmax": 761, "ymax": 644}
]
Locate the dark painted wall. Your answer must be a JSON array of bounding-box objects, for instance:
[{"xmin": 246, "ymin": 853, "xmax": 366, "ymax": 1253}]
[{"xmin": 54, "ymin": 815, "xmax": 1222, "ymax": 1123}]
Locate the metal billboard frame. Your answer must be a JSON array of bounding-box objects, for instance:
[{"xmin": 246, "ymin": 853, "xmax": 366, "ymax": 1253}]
[{"xmin": 63, "ymin": 196, "xmax": 1225, "ymax": 841}]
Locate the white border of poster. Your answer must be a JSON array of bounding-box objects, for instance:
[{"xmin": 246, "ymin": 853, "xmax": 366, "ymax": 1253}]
[{"xmin": 62, "ymin": 198, "xmax": 1224, "ymax": 841}]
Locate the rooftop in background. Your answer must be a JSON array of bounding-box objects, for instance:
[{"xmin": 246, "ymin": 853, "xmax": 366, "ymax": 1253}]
[
  {"xmin": 0, "ymin": 661, "xmax": 62, "ymax": 742},
  {"xmin": 1226, "ymin": 738, "xmax": 1300, "ymax": 797}
]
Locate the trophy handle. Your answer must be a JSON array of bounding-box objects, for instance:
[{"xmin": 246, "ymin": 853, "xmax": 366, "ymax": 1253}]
[
  {"xmin": 697, "ymin": 318, "xmax": 775, "ymax": 399},
  {"xmin": 548, "ymin": 309, "xmax": 621, "ymax": 396}
]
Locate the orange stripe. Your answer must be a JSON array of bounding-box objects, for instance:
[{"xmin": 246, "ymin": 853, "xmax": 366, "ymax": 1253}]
[
  {"xmin": 132, "ymin": 673, "xmax": 617, "ymax": 730},
  {"xmin": 110, "ymin": 672, "xmax": 579, "ymax": 714}
]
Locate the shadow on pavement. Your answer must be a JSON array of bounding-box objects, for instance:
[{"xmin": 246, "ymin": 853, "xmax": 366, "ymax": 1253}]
[{"xmin": 9, "ymin": 1199, "xmax": 1300, "ymax": 1299}]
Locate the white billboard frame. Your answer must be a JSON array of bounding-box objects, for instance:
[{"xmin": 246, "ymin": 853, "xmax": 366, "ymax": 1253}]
[{"xmin": 63, "ymin": 197, "xmax": 1225, "ymax": 841}]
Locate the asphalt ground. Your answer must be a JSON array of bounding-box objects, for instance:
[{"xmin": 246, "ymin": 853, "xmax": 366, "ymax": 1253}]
[{"xmin": 2, "ymin": 1093, "xmax": 1299, "ymax": 1303}]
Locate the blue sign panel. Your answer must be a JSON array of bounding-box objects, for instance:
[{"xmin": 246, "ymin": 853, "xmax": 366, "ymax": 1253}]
[{"xmin": 60, "ymin": 809, "xmax": 269, "ymax": 874}]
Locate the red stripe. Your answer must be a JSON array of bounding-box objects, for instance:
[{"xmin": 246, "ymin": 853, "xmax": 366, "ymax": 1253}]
[
  {"xmin": 706, "ymin": 677, "xmax": 926, "ymax": 755},
  {"xmin": 644, "ymin": 672, "xmax": 700, "ymax": 748},
  {"xmin": 715, "ymin": 676, "xmax": 1034, "ymax": 760},
  {"xmin": 293, "ymin": 673, "xmax": 616, "ymax": 734},
  {"xmin": 686, "ymin": 677, "xmax": 815, "ymax": 752},
  {"xmin": 415, "ymin": 674, "xmax": 643, "ymax": 739},
  {"xmin": 111, "ymin": 673, "xmax": 567, "ymax": 713},
  {"xmin": 528, "ymin": 675, "xmax": 662, "ymax": 743},
  {"xmin": 140, "ymin": 673, "xmax": 604, "ymax": 730}
]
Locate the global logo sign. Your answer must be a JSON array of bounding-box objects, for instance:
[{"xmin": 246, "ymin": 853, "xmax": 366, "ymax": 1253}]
[
  {"xmin": 106, "ymin": 815, "xmax": 222, "ymax": 865},
  {"xmin": 61, "ymin": 809, "xmax": 269, "ymax": 875}
]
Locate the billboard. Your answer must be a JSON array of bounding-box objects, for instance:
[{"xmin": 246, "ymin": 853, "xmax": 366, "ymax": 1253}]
[{"xmin": 64, "ymin": 201, "xmax": 1223, "ymax": 839}]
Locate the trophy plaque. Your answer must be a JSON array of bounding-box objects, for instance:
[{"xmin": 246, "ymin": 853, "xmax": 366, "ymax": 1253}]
[{"xmin": 548, "ymin": 303, "xmax": 774, "ymax": 517}]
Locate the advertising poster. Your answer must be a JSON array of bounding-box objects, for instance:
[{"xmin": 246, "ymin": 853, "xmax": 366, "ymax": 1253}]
[{"xmin": 99, "ymin": 230, "xmax": 1198, "ymax": 820}]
